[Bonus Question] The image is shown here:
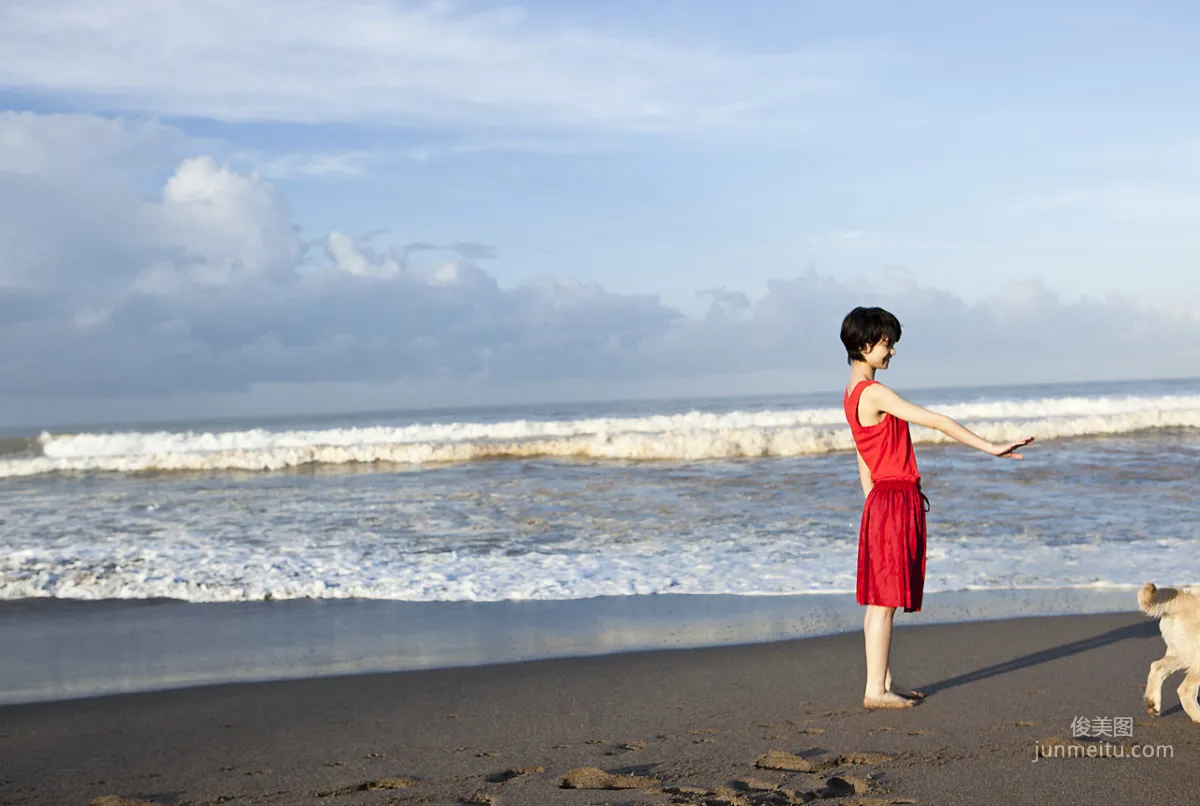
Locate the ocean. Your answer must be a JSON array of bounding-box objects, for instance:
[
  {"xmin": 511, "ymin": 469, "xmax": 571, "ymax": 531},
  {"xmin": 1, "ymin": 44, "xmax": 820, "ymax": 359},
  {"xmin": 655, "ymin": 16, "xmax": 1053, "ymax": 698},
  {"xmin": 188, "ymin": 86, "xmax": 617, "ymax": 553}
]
[{"xmin": 3, "ymin": 377, "xmax": 1198, "ymax": 604}]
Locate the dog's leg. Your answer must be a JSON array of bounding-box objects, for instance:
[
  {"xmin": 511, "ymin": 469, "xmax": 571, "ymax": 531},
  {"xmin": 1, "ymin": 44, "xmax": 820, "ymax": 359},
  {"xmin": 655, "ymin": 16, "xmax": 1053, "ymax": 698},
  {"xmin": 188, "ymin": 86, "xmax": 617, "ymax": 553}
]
[
  {"xmin": 1177, "ymin": 669, "xmax": 1200, "ymax": 724},
  {"xmin": 1145, "ymin": 652, "xmax": 1181, "ymax": 717}
]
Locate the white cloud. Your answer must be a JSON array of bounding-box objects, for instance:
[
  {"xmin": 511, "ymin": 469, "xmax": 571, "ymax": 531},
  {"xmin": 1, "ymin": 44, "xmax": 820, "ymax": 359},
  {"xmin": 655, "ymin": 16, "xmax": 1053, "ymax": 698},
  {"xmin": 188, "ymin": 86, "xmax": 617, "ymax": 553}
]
[
  {"xmin": 250, "ymin": 150, "xmax": 375, "ymax": 180},
  {"xmin": 326, "ymin": 231, "xmax": 401, "ymax": 279},
  {"xmin": 1, "ymin": 111, "xmax": 1199, "ymax": 405},
  {"xmin": 0, "ymin": 0, "xmax": 886, "ymax": 134},
  {"xmin": 134, "ymin": 155, "xmax": 301, "ymax": 292},
  {"xmin": 0, "ymin": 110, "xmax": 183, "ymax": 176}
]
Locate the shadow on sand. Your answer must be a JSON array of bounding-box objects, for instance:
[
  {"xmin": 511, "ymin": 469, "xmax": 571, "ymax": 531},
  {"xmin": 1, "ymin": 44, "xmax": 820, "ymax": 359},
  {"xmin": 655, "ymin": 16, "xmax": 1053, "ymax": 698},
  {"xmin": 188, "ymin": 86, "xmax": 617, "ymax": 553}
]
[{"xmin": 921, "ymin": 620, "xmax": 1159, "ymax": 696}]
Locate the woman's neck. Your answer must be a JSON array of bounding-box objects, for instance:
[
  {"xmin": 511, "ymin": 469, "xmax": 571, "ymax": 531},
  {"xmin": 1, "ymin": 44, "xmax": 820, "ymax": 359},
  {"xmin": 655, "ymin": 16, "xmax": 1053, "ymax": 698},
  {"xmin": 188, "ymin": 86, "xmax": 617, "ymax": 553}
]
[{"xmin": 851, "ymin": 363, "xmax": 876, "ymax": 383}]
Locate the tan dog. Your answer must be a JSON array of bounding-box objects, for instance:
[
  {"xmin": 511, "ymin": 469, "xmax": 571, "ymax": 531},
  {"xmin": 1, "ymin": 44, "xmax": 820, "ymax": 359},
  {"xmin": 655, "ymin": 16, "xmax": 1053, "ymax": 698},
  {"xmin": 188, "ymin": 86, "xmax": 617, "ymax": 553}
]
[{"xmin": 1139, "ymin": 583, "xmax": 1200, "ymax": 723}]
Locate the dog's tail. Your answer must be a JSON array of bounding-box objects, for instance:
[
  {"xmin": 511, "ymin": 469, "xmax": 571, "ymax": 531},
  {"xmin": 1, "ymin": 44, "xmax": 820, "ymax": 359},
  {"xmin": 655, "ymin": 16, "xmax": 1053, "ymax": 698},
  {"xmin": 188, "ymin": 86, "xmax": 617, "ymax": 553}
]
[{"xmin": 1138, "ymin": 583, "xmax": 1179, "ymax": 618}]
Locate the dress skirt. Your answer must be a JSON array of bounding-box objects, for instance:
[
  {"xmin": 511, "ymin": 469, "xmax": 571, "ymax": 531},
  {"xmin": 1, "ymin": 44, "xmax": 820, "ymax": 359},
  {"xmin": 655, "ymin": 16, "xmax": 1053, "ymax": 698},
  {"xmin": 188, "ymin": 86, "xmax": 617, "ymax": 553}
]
[{"xmin": 856, "ymin": 479, "xmax": 928, "ymax": 613}]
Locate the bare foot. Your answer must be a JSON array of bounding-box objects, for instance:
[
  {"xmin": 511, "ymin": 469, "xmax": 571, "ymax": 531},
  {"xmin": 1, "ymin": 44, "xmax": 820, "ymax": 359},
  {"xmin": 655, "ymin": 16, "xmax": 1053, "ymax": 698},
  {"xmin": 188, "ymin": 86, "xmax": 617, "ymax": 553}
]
[
  {"xmin": 888, "ymin": 684, "xmax": 926, "ymax": 701},
  {"xmin": 863, "ymin": 692, "xmax": 917, "ymax": 709}
]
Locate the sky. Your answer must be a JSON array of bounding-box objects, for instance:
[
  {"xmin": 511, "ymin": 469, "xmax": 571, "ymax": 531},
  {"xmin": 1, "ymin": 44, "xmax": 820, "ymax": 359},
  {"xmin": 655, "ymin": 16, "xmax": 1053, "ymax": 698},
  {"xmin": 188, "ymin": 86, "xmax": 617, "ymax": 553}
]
[{"xmin": 0, "ymin": 0, "xmax": 1198, "ymax": 427}]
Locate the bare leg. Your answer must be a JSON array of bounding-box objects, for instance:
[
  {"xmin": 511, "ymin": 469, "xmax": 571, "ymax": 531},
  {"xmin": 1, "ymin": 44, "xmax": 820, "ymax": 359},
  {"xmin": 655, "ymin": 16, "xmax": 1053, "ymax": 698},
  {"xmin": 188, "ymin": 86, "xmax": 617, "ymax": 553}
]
[
  {"xmin": 1144, "ymin": 653, "xmax": 1181, "ymax": 716},
  {"xmin": 863, "ymin": 605, "xmax": 913, "ymax": 709},
  {"xmin": 1177, "ymin": 668, "xmax": 1200, "ymax": 724}
]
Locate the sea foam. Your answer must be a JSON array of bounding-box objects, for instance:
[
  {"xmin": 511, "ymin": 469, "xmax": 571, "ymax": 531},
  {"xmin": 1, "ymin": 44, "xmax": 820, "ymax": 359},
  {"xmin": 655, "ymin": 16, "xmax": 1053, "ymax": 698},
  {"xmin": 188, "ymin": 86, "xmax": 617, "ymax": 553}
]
[{"xmin": 2, "ymin": 394, "xmax": 1198, "ymax": 478}]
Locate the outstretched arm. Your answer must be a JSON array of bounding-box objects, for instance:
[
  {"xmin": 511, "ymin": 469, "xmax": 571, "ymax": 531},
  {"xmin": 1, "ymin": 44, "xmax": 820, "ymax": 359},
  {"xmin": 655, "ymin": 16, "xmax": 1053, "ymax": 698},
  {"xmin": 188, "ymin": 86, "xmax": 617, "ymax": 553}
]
[{"xmin": 866, "ymin": 385, "xmax": 1034, "ymax": 458}]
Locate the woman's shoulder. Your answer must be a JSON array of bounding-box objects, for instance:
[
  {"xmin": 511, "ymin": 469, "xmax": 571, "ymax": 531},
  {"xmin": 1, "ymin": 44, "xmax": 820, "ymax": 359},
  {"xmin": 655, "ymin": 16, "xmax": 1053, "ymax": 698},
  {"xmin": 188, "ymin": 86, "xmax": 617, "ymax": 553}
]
[
  {"xmin": 845, "ymin": 377, "xmax": 880, "ymax": 395},
  {"xmin": 857, "ymin": 379, "xmax": 893, "ymax": 399}
]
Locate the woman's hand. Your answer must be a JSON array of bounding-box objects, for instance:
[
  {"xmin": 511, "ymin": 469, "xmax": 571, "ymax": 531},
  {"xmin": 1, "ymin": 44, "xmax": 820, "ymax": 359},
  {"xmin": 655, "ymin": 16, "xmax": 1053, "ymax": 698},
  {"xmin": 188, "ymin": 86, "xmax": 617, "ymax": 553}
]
[{"xmin": 989, "ymin": 437, "xmax": 1035, "ymax": 459}]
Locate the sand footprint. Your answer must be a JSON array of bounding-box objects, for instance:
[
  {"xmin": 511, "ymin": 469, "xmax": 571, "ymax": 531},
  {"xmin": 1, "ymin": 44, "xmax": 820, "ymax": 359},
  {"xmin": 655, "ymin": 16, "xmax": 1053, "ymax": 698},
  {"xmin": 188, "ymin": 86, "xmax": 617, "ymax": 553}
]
[
  {"xmin": 487, "ymin": 766, "xmax": 544, "ymax": 783},
  {"xmin": 754, "ymin": 749, "xmax": 819, "ymax": 772},
  {"xmin": 667, "ymin": 777, "xmax": 880, "ymax": 805},
  {"xmin": 656, "ymin": 749, "xmax": 909, "ymax": 806},
  {"xmin": 756, "ymin": 748, "xmax": 896, "ymax": 775},
  {"xmin": 463, "ymin": 767, "xmax": 542, "ymax": 804},
  {"xmin": 560, "ymin": 766, "xmax": 658, "ymax": 790},
  {"xmin": 819, "ymin": 774, "xmax": 874, "ymax": 798},
  {"xmin": 823, "ymin": 707, "xmax": 858, "ymax": 716},
  {"xmin": 316, "ymin": 777, "xmax": 419, "ymax": 797},
  {"xmin": 837, "ymin": 752, "xmax": 896, "ymax": 766},
  {"xmin": 732, "ymin": 776, "xmax": 781, "ymax": 791},
  {"xmin": 604, "ymin": 739, "xmax": 648, "ymax": 755}
]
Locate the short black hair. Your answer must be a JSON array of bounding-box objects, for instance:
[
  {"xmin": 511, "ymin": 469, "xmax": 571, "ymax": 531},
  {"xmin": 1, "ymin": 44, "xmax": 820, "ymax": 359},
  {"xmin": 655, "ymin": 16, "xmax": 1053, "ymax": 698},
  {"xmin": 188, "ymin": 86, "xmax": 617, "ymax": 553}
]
[{"xmin": 840, "ymin": 307, "xmax": 901, "ymax": 365}]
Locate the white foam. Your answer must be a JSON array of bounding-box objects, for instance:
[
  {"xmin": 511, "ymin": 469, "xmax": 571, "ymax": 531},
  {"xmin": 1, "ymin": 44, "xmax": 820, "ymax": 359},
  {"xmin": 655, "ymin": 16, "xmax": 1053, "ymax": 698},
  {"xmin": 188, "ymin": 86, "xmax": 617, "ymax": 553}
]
[
  {"xmin": 4, "ymin": 393, "xmax": 1199, "ymax": 478},
  {"xmin": 3, "ymin": 387, "xmax": 1198, "ymax": 604},
  {"xmin": 2, "ymin": 529, "xmax": 1195, "ymax": 603}
]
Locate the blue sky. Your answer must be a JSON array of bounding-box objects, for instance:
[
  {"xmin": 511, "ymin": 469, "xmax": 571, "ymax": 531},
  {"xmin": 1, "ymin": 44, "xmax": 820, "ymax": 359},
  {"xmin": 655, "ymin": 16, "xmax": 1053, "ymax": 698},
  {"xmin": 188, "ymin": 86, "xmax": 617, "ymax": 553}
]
[{"xmin": 0, "ymin": 1, "xmax": 1198, "ymax": 424}]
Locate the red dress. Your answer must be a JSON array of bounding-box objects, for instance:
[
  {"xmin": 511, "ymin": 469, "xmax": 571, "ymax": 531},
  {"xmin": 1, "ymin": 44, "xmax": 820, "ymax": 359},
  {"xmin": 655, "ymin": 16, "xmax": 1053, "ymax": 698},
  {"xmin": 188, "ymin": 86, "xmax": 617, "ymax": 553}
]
[{"xmin": 843, "ymin": 380, "xmax": 928, "ymax": 612}]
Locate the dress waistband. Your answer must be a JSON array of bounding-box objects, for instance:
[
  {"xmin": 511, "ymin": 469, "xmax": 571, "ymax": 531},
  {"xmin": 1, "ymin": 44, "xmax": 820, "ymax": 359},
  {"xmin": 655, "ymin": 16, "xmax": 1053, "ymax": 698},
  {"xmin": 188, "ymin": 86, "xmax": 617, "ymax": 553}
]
[{"xmin": 870, "ymin": 477, "xmax": 930, "ymax": 512}]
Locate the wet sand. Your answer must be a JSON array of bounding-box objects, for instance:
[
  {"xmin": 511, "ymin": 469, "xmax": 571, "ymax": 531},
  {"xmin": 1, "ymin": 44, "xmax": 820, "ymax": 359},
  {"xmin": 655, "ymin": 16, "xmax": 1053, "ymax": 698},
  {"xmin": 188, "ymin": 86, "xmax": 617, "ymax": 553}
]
[
  {"xmin": 1, "ymin": 611, "xmax": 1197, "ymax": 805},
  {"xmin": 0, "ymin": 589, "xmax": 1138, "ymax": 705}
]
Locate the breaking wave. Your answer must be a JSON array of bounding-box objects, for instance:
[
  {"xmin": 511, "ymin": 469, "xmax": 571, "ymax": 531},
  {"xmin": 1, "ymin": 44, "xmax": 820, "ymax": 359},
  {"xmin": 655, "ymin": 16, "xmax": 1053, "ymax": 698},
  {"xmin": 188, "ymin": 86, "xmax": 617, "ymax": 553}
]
[{"xmin": 3, "ymin": 394, "xmax": 1199, "ymax": 478}]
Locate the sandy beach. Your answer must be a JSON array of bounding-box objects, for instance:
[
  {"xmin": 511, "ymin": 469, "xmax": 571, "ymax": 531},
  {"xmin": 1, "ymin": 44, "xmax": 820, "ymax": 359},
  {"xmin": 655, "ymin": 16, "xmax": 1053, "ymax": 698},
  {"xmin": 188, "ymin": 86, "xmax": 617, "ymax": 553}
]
[{"xmin": 1, "ymin": 610, "xmax": 1196, "ymax": 805}]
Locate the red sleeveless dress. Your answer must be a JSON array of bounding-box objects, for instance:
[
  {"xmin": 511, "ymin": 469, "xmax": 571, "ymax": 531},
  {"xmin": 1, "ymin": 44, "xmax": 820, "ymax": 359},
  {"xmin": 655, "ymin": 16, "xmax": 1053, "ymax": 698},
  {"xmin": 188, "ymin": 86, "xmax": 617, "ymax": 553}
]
[{"xmin": 844, "ymin": 380, "xmax": 928, "ymax": 612}]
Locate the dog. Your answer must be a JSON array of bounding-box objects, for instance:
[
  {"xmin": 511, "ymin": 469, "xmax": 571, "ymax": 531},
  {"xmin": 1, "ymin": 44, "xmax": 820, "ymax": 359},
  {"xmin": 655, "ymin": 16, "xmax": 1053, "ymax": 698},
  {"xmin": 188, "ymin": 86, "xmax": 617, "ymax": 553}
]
[{"xmin": 1139, "ymin": 582, "xmax": 1200, "ymax": 723}]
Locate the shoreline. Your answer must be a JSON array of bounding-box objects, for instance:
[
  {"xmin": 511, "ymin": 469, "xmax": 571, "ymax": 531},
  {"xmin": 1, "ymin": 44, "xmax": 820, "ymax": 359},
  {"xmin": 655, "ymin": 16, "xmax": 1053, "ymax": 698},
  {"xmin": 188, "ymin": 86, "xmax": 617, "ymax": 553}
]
[
  {"xmin": 1, "ymin": 611, "xmax": 1195, "ymax": 805},
  {"xmin": 0, "ymin": 587, "xmax": 1138, "ymax": 706}
]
